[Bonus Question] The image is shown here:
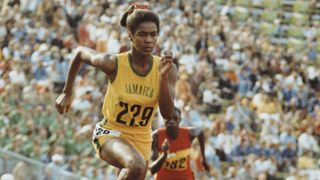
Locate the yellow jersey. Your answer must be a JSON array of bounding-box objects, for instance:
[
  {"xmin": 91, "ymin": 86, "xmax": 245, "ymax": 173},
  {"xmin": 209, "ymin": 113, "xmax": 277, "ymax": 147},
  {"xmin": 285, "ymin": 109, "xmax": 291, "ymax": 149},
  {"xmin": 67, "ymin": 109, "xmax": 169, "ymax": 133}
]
[{"xmin": 101, "ymin": 51, "xmax": 160, "ymax": 139}]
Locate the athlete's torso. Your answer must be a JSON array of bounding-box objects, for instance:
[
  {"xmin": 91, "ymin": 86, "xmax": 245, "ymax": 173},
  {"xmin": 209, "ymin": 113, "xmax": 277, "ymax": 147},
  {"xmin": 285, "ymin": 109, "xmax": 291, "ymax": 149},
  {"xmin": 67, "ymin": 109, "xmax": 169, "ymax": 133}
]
[
  {"xmin": 156, "ymin": 127, "xmax": 194, "ymax": 180},
  {"xmin": 101, "ymin": 51, "xmax": 160, "ymax": 141}
]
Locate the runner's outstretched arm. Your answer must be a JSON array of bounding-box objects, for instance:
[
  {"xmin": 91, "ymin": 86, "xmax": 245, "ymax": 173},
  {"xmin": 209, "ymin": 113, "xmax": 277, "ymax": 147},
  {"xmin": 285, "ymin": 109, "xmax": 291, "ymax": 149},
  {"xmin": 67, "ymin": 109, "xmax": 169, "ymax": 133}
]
[
  {"xmin": 189, "ymin": 127, "xmax": 210, "ymax": 172},
  {"xmin": 56, "ymin": 46, "xmax": 116, "ymax": 114},
  {"xmin": 150, "ymin": 131, "xmax": 169, "ymax": 174}
]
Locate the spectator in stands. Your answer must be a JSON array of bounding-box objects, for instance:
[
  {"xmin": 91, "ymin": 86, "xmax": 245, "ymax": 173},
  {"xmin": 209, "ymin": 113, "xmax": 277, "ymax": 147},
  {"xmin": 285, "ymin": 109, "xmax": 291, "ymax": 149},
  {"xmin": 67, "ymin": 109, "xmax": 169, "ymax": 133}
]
[
  {"xmin": 12, "ymin": 161, "xmax": 33, "ymax": 180},
  {"xmin": 46, "ymin": 154, "xmax": 64, "ymax": 180}
]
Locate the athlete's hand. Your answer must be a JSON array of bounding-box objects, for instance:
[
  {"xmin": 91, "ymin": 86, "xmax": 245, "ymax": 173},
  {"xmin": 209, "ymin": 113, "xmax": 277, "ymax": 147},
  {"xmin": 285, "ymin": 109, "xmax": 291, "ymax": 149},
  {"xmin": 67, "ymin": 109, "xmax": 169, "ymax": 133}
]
[
  {"xmin": 55, "ymin": 93, "xmax": 72, "ymax": 114},
  {"xmin": 159, "ymin": 50, "xmax": 173, "ymax": 79},
  {"xmin": 161, "ymin": 139, "xmax": 170, "ymax": 154},
  {"xmin": 202, "ymin": 159, "xmax": 210, "ymax": 172}
]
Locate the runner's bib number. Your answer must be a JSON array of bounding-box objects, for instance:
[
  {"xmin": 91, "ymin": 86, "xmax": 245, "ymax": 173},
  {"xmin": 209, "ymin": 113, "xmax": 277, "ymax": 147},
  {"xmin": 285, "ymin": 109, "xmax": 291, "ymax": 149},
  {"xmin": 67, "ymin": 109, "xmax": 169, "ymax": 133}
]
[{"xmin": 93, "ymin": 124, "xmax": 121, "ymax": 139}]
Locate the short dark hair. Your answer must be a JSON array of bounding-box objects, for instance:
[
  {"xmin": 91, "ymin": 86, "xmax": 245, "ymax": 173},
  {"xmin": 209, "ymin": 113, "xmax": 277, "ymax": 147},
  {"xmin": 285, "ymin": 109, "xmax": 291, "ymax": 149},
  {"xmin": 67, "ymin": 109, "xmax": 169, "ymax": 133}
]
[{"xmin": 120, "ymin": 3, "xmax": 160, "ymax": 33}]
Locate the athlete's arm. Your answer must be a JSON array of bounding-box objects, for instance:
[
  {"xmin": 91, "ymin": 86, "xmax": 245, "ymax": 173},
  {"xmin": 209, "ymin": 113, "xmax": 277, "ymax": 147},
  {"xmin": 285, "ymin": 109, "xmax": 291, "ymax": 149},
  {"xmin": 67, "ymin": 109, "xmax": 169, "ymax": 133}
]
[
  {"xmin": 159, "ymin": 52, "xmax": 177, "ymax": 120},
  {"xmin": 189, "ymin": 127, "xmax": 210, "ymax": 172},
  {"xmin": 63, "ymin": 46, "xmax": 116, "ymax": 95},
  {"xmin": 55, "ymin": 46, "xmax": 116, "ymax": 114},
  {"xmin": 150, "ymin": 130, "xmax": 168, "ymax": 174}
]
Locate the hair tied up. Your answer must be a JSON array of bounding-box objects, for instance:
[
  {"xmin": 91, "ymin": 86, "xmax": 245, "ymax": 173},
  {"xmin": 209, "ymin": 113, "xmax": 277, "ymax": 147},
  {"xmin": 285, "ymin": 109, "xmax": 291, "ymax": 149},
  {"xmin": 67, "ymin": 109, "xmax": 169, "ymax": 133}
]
[
  {"xmin": 120, "ymin": 3, "xmax": 159, "ymax": 32},
  {"xmin": 128, "ymin": 3, "xmax": 150, "ymax": 15}
]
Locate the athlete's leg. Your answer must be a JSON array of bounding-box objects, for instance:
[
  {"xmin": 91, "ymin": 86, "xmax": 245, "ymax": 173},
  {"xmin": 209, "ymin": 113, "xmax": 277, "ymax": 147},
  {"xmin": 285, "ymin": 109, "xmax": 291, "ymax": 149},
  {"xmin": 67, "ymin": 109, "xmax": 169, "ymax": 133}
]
[{"xmin": 100, "ymin": 137, "xmax": 147, "ymax": 180}]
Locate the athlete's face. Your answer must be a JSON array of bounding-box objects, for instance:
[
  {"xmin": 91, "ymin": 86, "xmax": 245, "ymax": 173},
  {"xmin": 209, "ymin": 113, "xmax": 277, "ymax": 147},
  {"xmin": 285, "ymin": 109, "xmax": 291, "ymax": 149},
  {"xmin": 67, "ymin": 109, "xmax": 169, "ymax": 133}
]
[
  {"xmin": 165, "ymin": 110, "xmax": 180, "ymax": 139},
  {"xmin": 130, "ymin": 22, "xmax": 158, "ymax": 56}
]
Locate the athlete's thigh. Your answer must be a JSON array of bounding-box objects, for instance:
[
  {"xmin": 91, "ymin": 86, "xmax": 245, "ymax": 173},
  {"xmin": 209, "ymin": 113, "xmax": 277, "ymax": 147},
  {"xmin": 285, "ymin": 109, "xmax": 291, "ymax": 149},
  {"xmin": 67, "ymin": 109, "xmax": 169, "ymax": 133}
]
[{"xmin": 99, "ymin": 137, "xmax": 145, "ymax": 168}]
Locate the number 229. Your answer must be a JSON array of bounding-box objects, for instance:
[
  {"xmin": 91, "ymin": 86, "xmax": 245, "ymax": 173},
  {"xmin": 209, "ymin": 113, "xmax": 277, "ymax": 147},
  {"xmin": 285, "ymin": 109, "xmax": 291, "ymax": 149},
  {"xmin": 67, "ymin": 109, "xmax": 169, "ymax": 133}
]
[{"xmin": 116, "ymin": 101, "xmax": 154, "ymax": 126}]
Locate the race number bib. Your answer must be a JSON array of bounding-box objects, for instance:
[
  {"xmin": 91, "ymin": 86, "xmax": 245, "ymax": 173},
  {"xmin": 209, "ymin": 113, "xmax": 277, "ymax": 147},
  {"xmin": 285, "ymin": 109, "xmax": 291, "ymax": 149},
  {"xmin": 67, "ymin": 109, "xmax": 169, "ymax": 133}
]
[
  {"xmin": 163, "ymin": 149, "xmax": 190, "ymax": 171},
  {"xmin": 93, "ymin": 124, "xmax": 121, "ymax": 139},
  {"xmin": 115, "ymin": 101, "xmax": 154, "ymax": 127}
]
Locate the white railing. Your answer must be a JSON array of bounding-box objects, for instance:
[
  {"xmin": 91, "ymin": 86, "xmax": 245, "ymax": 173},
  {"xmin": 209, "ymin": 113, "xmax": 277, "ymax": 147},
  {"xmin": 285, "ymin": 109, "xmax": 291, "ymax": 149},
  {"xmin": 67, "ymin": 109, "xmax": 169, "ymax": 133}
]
[{"xmin": 0, "ymin": 148, "xmax": 87, "ymax": 180}]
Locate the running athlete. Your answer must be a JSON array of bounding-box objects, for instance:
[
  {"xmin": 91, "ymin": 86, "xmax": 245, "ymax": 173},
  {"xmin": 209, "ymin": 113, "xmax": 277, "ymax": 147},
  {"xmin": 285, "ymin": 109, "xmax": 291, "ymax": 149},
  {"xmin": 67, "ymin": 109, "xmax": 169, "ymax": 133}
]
[
  {"xmin": 150, "ymin": 107, "xmax": 210, "ymax": 180},
  {"xmin": 55, "ymin": 3, "xmax": 177, "ymax": 180}
]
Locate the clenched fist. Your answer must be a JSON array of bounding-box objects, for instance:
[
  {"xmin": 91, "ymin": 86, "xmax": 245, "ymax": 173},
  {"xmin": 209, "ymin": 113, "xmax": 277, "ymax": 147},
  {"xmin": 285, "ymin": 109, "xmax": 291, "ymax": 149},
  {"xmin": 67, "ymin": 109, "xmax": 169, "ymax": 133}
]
[{"xmin": 55, "ymin": 93, "xmax": 72, "ymax": 114}]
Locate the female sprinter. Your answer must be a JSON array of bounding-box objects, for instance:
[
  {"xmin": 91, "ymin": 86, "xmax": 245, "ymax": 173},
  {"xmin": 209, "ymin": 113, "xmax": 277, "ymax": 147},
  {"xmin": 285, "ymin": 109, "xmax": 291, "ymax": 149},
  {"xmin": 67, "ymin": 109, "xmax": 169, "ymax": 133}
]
[{"xmin": 55, "ymin": 3, "xmax": 176, "ymax": 180}]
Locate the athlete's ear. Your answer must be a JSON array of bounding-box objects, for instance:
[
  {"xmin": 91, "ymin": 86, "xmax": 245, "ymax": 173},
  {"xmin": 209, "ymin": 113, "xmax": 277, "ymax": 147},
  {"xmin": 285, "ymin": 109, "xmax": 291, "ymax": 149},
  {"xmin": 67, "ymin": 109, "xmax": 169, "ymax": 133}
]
[{"xmin": 128, "ymin": 31, "xmax": 133, "ymax": 41}]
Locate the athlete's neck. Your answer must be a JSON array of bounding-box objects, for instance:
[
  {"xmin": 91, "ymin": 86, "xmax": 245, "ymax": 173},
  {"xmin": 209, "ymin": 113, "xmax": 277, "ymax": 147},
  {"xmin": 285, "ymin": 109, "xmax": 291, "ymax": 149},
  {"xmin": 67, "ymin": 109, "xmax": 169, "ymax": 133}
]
[
  {"xmin": 130, "ymin": 48, "xmax": 151, "ymax": 66},
  {"xmin": 167, "ymin": 130, "xmax": 179, "ymax": 140}
]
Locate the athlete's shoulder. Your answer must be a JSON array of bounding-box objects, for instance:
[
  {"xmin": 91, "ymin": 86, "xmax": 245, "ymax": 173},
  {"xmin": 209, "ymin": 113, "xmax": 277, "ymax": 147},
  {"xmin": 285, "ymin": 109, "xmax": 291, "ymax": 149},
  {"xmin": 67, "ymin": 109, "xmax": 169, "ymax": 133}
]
[
  {"xmin": 157, "ymin": 127, "xmax": 166, "ymax": 134},
  {"xmin": 180, "ymin": 127, "xmax": 190, "ymax": 132},
  {"xmin": 116, "ymin": 51, "xmax": 130, "ymax": 59},
  {"xmin": 116, "ymin": 51, "xmax": 130, "ymax": 56},
  {"xmin": 152, "ymin": 54, "xmax": 161, "ymax": 61},
  {"xmin": 179, "ymin": 127, "xmax": 192, "ymax": 138},
  {"xmin": 152, "ymin": 54, "xmax": 161, "ymax": 58}
]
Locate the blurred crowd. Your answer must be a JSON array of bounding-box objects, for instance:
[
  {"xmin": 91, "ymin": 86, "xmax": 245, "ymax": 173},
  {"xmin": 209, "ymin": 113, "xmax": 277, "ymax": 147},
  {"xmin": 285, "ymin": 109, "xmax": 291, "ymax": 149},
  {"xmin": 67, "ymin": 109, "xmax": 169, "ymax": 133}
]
[{"xmin": 0, "ymin": 0, "xmax": 320, "ymax": 179}]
